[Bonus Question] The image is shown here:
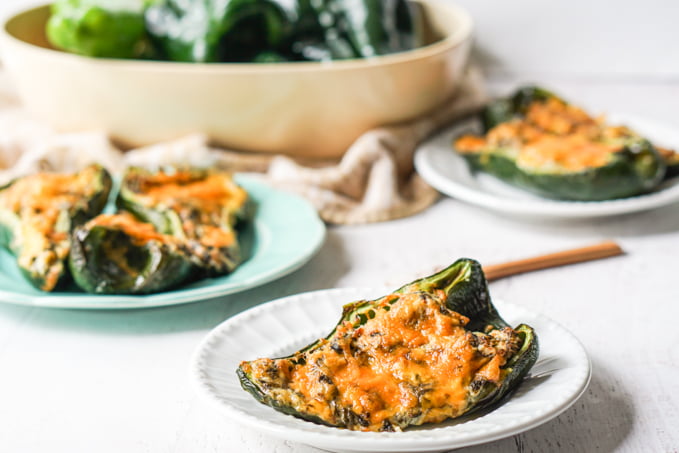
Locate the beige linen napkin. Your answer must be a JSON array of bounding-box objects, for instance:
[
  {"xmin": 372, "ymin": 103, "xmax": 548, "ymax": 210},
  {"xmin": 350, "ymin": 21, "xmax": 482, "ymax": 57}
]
[{"xmin": 0, "ymin": 69, "xmax": 486, "ymax": 224}]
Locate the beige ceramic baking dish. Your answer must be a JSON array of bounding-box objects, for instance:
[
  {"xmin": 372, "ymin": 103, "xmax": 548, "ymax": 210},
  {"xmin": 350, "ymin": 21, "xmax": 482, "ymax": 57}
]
[{"xmin": 0, "ymin": 1, "xmax": 472, "ymax": 158}]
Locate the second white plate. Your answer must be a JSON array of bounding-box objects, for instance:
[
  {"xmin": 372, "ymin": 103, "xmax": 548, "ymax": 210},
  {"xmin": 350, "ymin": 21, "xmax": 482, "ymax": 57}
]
[
  {"xmin": 191, "ymin": 288, "xmax": 591, "ymax": 452},
  {"xmin": 415, "ymin": 113, "xmax": 679, "ymax": 218}
]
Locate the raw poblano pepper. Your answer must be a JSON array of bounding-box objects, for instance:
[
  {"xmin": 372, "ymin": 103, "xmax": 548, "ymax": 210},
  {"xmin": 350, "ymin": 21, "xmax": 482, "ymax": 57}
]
[
  {"xmin": 47, "ymin": 0, "xmax": 156, "ymax": 58},
  {"xmin": 0, "ymin": 164, "xmax": 112, "ymax": 291},
  {"xmin": 144, "ymin": 0, "xmax": 295, "ymax": 62},
  {"xmin": 454, "ymin": 86, "xmax": 667, "ymax": 201},
  {"xmin": 289, "ymin": 0, "xmax": 420, "ymax": 61},
  {"xmin": 238, "ymin": 258, "xmax": 538, "ymax": 432},
  {"xmin": 47, "ymin": 0, "xmax": 421, "ymax": 62}
]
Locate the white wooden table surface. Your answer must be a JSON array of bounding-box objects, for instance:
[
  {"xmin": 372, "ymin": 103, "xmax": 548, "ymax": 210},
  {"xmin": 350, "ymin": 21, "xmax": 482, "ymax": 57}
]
[{"xmin": 0, "ymin": 77, "xmax": 678, "ymax": 452}]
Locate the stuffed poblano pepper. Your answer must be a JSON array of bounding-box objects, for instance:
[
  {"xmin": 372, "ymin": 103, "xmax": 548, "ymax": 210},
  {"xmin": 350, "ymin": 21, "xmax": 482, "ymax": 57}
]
[
  {"xmin": 117, "ymin": 167, "xmax": 252, "ymax": 276},
  {"xmin": 238, "ymin": 258, "xmax": 538, "ymax": 432},
  {"xmin": 658, "ymin": 146, "xmax": 679, "ymax": 179},
  {"xmin": 0, "ymin": 164, "xmax": 112, "ymax": 291},
  {"xmin": 47, "ymin": 0, "xmax": 157, "ymax": 59},
  {"xmin": 69, "ymin": 212, "xmax": 195, "ymax": 294},
  {"xmin": 145, "ymin": 0, "xmax": 295, "ymax": 62},
  {"xmin": 454, "ymin": 86, "xmax": 667, "ymax": 201}
]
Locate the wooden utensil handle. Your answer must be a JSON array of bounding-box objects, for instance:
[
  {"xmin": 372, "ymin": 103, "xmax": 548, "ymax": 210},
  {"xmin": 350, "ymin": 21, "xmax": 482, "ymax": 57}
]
[{"xmin": 482, "ymin": 241, "xmax": 624, "ymax": 282}]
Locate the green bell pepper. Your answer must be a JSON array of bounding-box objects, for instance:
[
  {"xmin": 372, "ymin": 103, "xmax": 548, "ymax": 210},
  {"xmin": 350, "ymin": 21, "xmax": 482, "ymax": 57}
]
[
  {"xmin": 0, "ymin": 164, "xmax": 112, "ymax": 291},
  {"xmin": 144, "ymin": 0, "xmax": 295, "ymax": 62},
  {"xmin": 69, "ymin": 212, "xmax": 195, "ymax": 294},
  {"xmin": 238, "ymin": 258, "xmax": 538, "ymax": 431},
  {"xmin": 47, "ymin": 0, "xmax": 156, "ymax": 59},
  {"xmin": 455, "ymin": 86, "xmax": 667, "ymax": 201}
]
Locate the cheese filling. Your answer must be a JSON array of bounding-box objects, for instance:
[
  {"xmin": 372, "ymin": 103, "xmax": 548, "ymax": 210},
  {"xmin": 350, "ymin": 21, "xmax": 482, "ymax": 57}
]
[
  {"xmin": 455, "ymin": 97, "xmax": 635, "ymax": 172},
  {"xmin": 240, "ymin": 291, "xmax": 521, "ymax": 432},
  {"xmin": 0, "ymin": 166, "xmax": 104, "ymax": 291},
  {"xmin": 88, "ymin": 212, "xmax": 172, "ymax": 245},
  {"xmin": 125, "ymin": 170, "xmax": 245, "ymax": 249}
]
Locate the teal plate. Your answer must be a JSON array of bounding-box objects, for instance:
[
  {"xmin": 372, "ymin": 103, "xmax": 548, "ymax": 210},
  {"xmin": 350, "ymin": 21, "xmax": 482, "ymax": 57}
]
[{"xmin": 0, "ymin": 176, "xmax": 325, "ymax": 309}]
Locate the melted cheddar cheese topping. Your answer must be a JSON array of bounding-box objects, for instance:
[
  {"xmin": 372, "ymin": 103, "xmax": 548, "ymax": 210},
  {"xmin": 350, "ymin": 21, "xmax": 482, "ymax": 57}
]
[
  {"xmin": 133, "ymin": 171, "xmax": 246, "ymax": 216},
  {"xmin": 82, "ymin": 212, "xmax": 187, "ymax": 278},
  {"xmin": 240, "ymin": 291, "xmax": 521, "ymax": 432},
  {"xmin": 126, "ymin": 170, "xmax": 245, "ymax": 249},
  {"xmin": 0, "ymin": 166, "xmax": 103, "ymax": 291},
  {"xmin": 85, "ymin": 212, "xmax": 172, "ymax": 245},
  {"xmin": 456, "ymin": 97, "xmax": 634, "ymax": 172},
  {"xmin": 658, "ymin": 146, "xmax": 679, "ymax": 166}
]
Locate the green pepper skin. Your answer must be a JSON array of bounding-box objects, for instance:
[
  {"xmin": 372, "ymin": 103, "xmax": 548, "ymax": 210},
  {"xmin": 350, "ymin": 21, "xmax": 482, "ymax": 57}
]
[
  {"xmin": 145, "ymin": 0, "xmax": 295, "ymax": 62},
  {"xmin": 46, "ymin": 0, "xmax": 420, "ymax": 62},
  {"xmin": 662, "ymin": 152, "xmax": 679, "ymax": 179},
  {"xmin": 0, "ymin": 165, "xmax": 112, "ymax": 291},
  {"xmin": 290, "ymin": 0, "xmax": 419, "ymax": 61},
  {"xmin": 464, "ymin": 140, "xmax": 665, "ymax": 201},
  {"xmin": 117, "ymin": 167, "xmax": 252, "ymax": 276},
  {"xmin": 69, "ymin": 216, "xmax": 195, "ymax": 294},
  {"xmin": 237, "ymin": 258, "xmax": 539, "ymax": 429},
  {"xmin": 47, "ymin": 0, "xmax": 155, "ymax": 59},
  {"xmin": 666, "ymin": 166, "xmax": 679, "ymax": 179},
  {"xmin": 458, "ymin": 86, "xmax": 667, "ymax": 201}
]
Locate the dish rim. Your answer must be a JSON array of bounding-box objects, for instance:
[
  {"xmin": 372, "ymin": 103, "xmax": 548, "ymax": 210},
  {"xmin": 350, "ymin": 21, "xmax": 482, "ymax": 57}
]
[{"xmin": 0, "ymin": 0, "xmax": 473, "ymax": 74}]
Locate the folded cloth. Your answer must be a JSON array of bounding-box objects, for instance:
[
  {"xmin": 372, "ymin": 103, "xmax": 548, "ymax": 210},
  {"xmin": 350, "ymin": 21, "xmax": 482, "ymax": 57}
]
[
  {"xmin": 267, "ymin": 69, "xmax": 487, "ymax": 223},
  {"xmin": 0, "ymin": 68, "xmax": 486, "ymax": 224}
]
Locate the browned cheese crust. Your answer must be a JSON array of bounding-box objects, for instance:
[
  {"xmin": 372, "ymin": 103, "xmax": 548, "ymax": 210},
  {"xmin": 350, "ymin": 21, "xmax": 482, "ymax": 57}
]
[{"xmin": 240, "ymin": 290, "xmax": 521, "ymax": 432}]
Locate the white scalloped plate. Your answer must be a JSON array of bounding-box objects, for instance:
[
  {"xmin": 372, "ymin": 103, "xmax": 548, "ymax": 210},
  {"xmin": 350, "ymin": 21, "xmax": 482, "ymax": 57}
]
[
  {"xmin": 191, "ymin": 288, "xmax": 591, "ymax": 452},
  {"xmin": 415, "ymin": 113, "xmax": 679, "ymax": 218}
]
